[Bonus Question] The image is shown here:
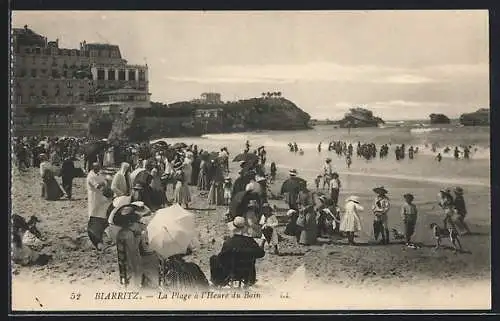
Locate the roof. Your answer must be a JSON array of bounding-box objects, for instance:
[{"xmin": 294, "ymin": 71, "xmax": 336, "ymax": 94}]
[
  {"xmin": 13, "ymin": 26, "xmax": 46, "ymax": 46},
  {"xmin": 100, "ymin": 88, "xmax": 150, "ymax": 95}
]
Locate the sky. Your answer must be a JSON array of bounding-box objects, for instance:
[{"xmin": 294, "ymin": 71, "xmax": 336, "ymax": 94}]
[{"xmin": 12, "ymin": 10, "xmax": 489, "ymax": 120}]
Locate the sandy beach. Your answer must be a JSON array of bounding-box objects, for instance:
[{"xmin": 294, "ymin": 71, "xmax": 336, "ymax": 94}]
[{"xmin": 11, "ymin": 134, "xmax": 491, "ymax": 310}]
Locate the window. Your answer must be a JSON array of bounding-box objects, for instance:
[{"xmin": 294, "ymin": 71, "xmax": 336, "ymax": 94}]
[
  {"xmin": 139, "ymin": 70, "xmax": 146, "ymax": 81},
  {"xmin": 31, "ymin": 69, "xmax": 37, "ymax": 77},
  {"xmin": 63, "ymin": 70, "xmax": 68, "ymax": 78},
  {"xmin": 51, "ymin": 69, "xmax": 59, "ymax": 78},
  {"xmin": 90, "ymin": 50, "xmax": 97, "ymax": 57},
  {"xmin": 41, "ymin": 89, "xmax": 47, "ymax": 97},
  {"xmin": 35, "ymin": 47, "xmax": 41, "ymax": 54},
  {"xmin": 108, "ymin": 69, "xmax": 115, "ymax": 80},
  {"xmin": 118, "ymin": 69, "xmax": 126, "ymax": 80},
  {"xmin": 128, "ymin": 70, "xmax": 136, "ymax": 81},
  {"xmin": 18, "ymin": 69, "xmax": 26, "ymax": 77},
  {"xmin": 40, "ymin": 69, "xmax": 47, "ymax": 75},
  {"xmin": 17, "ymin": 95, "xmax": 22, "ymax": 104},
  {"xmin": 97, "ymin": 69, "xmax": 105, "ymax": 80},
  {"xmin": 24, "ymin": 48, "xmax": 31, "ymax": 54},
  {"xmin": 79, "ymin": 93, "xmax": 85, "ymax": 101}
]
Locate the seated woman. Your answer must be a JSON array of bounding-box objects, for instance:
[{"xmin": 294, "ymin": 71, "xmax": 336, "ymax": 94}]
[
  {"xmin": 12, "ymin": 215, "xmax": 51, "ymax": 266},
  {"xmin": 210, "ymin": 216, "xmax": 265, "ymax": 287},
  {"xmin": 159, "ymin": 252, "xmax": 209, "ymax": 290}
]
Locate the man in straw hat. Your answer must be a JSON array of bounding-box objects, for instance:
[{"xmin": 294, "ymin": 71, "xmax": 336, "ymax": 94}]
[
  {"xmin": 280, "ymin": 169, "xmax": 303, "ymax": 211},
  {"xmin": 401, "ymin": 193, "xmax": 418, "ymax": 247},
  {"xmin": 372, "ymin": 186, "xmax": 391, "ymax": 244},
  {"xmin": 453, "ymin": 186, "xmax": 471, "ymax": 235},
  {"xmin": 209, "ymin": 216, "xmax": 265, "ymax": 287}
]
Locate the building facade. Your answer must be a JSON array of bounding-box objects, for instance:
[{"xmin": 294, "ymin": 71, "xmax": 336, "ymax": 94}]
[{"xmin": 12, "ymin": 25, "xmax": 150, "ymax": 108}]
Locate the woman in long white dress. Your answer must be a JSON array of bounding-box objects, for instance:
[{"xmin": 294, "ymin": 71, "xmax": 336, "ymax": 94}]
[{"xmin": 339, "ymin": 195, "xmax": 364, "ymax": 245}]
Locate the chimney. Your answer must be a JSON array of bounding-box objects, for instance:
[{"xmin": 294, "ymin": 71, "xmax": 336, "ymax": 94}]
[
  {"xmin": 56, "ymin": 38, "xmax": 59, "ymax": 47},
  {"xmin": 24, "ymin": 25, "xmax": 28, "ymax": 31}
]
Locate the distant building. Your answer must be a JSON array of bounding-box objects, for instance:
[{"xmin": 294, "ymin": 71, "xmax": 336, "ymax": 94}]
[
  {"xmin": 12, "ymin": 25, "xmax": 149, "ymax": 107},
  {"xmin": 200, "ymin": 92, "xmax": 222, "ymax": 104},
  {"xmin": 194, "ymin": 108, "xmax": 223, "ymax": 119}
]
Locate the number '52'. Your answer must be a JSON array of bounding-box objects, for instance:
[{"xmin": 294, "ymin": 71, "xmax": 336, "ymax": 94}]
[{"xmin": 70, "ymin": 293, "xmax": 81, "ymax": 300}]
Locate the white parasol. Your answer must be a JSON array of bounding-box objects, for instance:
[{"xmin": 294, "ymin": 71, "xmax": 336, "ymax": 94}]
[{"xmin": 147, "ymin": 204, "xmax": 196, "ymax": 259}]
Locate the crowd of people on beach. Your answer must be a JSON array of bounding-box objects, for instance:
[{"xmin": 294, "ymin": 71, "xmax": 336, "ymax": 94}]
[{"xmin": 12, "ymin": 135, "xmax": 475, "ymax": 290}]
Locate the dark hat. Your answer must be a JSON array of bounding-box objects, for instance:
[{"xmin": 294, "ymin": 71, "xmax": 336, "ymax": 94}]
[
  {"xmin": 332, "ymin": 172, "xmax": 339, "ymax": 178},
  {"xmin": 326, "ymin": 158, "xmax": 332, "ymax": 163},
  {"xmin": 454, "ymin": 187, "xmax": 464, "ymax": 195},
  {"xmin": 403, "ymin": 193, "xmax": 414, "ymax": 202},
  {"xmin": 373, "ymin": 186, "xmax": 388, "ymax": 195}
]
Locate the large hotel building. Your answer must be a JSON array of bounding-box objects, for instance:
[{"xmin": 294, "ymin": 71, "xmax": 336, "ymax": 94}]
[{"xmin": 11, "ymin": 25, "xmax": 151, "ymax": 130}]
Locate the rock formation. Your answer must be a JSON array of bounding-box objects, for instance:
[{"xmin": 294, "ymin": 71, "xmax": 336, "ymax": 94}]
[
  {"xmin": 429, "ymin": 113, "xmax": 451, "ymax": 124},
  {"xmin": 334, "ymin": 107, "xmax": 384, "ymax": 128},
  {"xmin": 459, "ymin": 108, "xmax": 490, "ymax": 126},
  {"xmin": 90, "ymin": 97, "xmax": 311, "ymax": 142}
]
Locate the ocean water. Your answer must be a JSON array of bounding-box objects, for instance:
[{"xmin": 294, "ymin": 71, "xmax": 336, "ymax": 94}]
[{"xmin": 153, "ymin": 124, "xmax": 491, "ymax": 188}]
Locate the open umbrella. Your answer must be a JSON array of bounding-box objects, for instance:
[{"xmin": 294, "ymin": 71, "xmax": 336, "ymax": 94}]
[
  {"xmin": 172, "ymin": 142, "xmax": 187, "ymax": 149},
  {"xmin": 232, "ymin": 152, "xmax": 259, "ymax": 163},
  {"xmin": 229, "ymin": 190, "xmax": 261, "ymax": 220},
  {"xmin": 147, "ymin": 204, "xmax": 196, "ymax": 259}
]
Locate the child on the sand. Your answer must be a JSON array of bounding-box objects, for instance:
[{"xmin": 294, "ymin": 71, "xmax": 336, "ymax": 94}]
[
  {"xmin": 223, "ymin": 177, "xmax": 232, "ymax": 206},
  {"xmin": 314, "ymin": 175, "xmax": 322, "ymax": 190},
  {"xmin": 400, "ymin": 193, "xmax": 418, "ymax": 248},
  {"xmin": 270, "ymin": 162, "xmax": 277, "ymax": 183}
]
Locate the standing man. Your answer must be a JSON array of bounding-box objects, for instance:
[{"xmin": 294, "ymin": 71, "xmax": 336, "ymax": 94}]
[
  {"xmin": 329, "ymin": 172, "xmax": 341, "ymax": 208},
  {"xmin": 60, "ymin": 156, "xmax": 76, "ymax": 200},
  {"xmin": 86, "ymin": 162, "xmax": 111, "ymax": 251},
  {"xmin": 372, "ymin": 186, "xmax": 391, "ymax": 244}
]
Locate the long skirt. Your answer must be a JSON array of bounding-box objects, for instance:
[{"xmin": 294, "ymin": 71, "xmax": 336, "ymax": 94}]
[
  {"xmin": 150, "ymin": 189, "xmax": 167, "ymax": 209},
  {"xmin": 339, "ymin": 212, "xmax": 362, "ymax": 233},
  {"xmin": 245, "ymin": 212, "xmax": 262, "ymax": 238},
  {"xmin": 197, "ymin": 172, "xmax": 209, "ymax": 191},
  {"xmin": 42, "ymin": 177, "xmax": 64, "ymax": 201},
  {"xmin": 284, "ymin": 212, "xmax": 299, "ymax": 237},
  {"xmin": 174, "ymin": 181, "xmax": 191, "ymax": 205},
  {"xmin": 208, "ymin": 183, "xmax": 224, "ymax": 206},
  {"xmin": 87, "ymin": 216, "xmax": 108, "ymax": 248}
]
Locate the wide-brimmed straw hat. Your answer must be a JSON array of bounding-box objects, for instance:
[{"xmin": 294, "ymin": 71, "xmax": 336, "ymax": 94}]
[
  {"xmin": 403, "ymin": 193, "xmax": 414, "ymax": 202},
  {"xmin": 286, "ymin": 209, "xmax": 297, "ymax": 217},
  {"xmin": 454, "ymin": 187, "xmax": 464, "ymax": 195},
  {"xmin": 289, "ymin": 169, "xmax": 297, "ymax": 176},
  {"xmin": 373, "ymin": 186, "xmax": 388, "ymax": 195},
  {"xmin": 346, "ymin": 195, "xmax": 360, "ymax": 204},
  {"xmin": 227, "ymin": 216, "xmax": 246, "ymax": 234}
]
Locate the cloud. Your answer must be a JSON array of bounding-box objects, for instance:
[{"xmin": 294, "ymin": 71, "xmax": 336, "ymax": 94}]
[
  {"xmin": 372, "ymin": 100, "xmax": 449, "ymax": 108},
  {"xmin": 373, "ymin": 74, "xmax": 437, "ymax": 84},
  {"xmin": 165, "ymin": 62, "xmax": 486, "ymax": 85}
]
